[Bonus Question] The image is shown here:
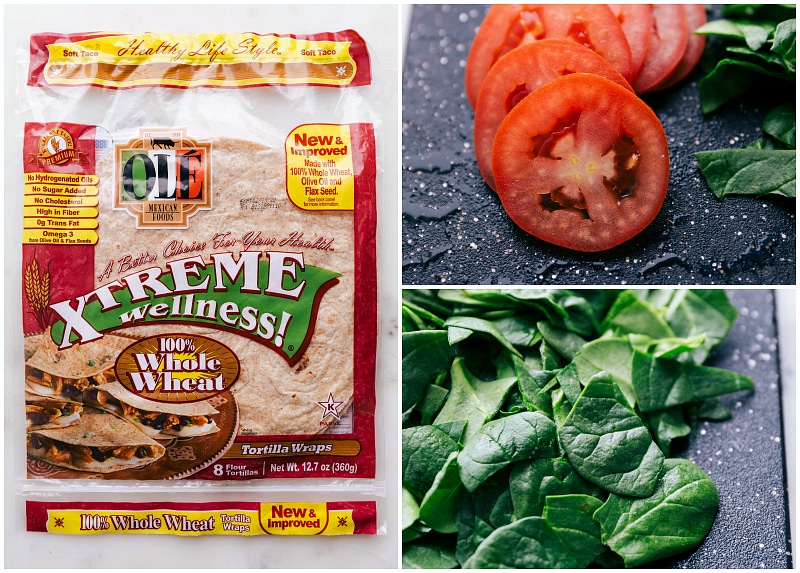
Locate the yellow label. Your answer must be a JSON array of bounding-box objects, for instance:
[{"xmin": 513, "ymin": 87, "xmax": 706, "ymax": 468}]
[
  {"xmin": 23, "ymin": 229, "xmax": 98, "ymax": 245},
  {"xmin": 23, "ymin": 194, "xmax": 98, "ymax": 208},
  {"xmin": 24, "ymin": 217, "xmax": 98, "ymax": 230},
  {"xmin": 260, "ymin": 503, "xmax": 354, "ymax": 535},
  {"xmin": 23, "ymin": 206, "xmax": 99, "ymax": 218},
  {"xmin": 44, "ymin": 33, "xmax": 357, "ymax": 87},
  {"xmin": 321, "ymin": 509, "xmax": 356, "ymax": 535},
  {"xmin": 285, "ymin": 124, "xmax": 355, "ymax": 211},
  {"xmin": 42, "ymin": 505, "xmax": 357, "ymax": 536},
  {"xmin": 45, "ymin": 509, "xmax": 262, "ymax": 535},
  {"xmin": 24, "ymin": 172, "xmax": 99, "ymax": 186}
]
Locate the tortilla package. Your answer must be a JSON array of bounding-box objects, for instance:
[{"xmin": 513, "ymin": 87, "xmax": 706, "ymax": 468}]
[{"xmin": 21, "ymin": 30, "xmax": 378, "ymax": 481}]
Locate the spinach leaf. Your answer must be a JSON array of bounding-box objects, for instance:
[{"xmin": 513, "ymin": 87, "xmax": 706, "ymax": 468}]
[
  {"xmin": 696, "ymin": 18, "xmax": 776, "ymax": 50},
  {"xmin": 571, "ymin": 338, "xmax": 636, "ymax": 406},
  {"xmin": 513, "ymin": 355, "xmax": 554, "ymax": 416},
  {"xmin": 418, "ymin": 451, "xmax": 466, "ymax": 534},
  {"xmin": 433, "ymin": 357, "xmax": 518, "ymax": 442},
  {"xmin": 463, "ymin": 517, "xmax": 580, "ymax": 569},
  {"xmin": 594, "ymin": 459, "xmax": 719, "ymax": 567},
  {"xmin": 694, "ymin": 148, "xmax": 796, "ymax": 198},
  {"xmin": 632, "ymin": 350, "xmax": 755, "ymax": 413},
  {"xmin": 510, "ymin": 457, "xmax": 603, "ymax": 519},
  {"xmin": 772, "ymin": 18, "xmax": 797, "ymax": 70},
  {"xmin": 402, "ymin": 521, "xmax": 431, "ymax": 543},
  {"xmin": 559, "ymin": 374, "xmax": 665, "ymax": 497},
  {"xmin": 445, "ymin": 316, "xmax": 521, "ymax": 356},
  {"xmin": 645, "ymin": 407, "xmax": 692, "ymax": 455},
  {"xmin": 402, "ymin": 487, "xmax": 420, "ymax": 530},
  {"xmin": 402, "ymin": 540, "xmax": 459, "ymax": 569},
  {"xmin": 663, "ymin": 289, "xmax": 739, "ymax": 365},
  {"xmin": 417, "ymin": 382, "xmax": 449, "ymax": 425},
  {"xmin": 543, "ymin": 494, "xmax": 605, "ymax": 568},
  {"xmin": 458, "ymin": 411, "xmax": 557, "ymax": 492},
  {"xmin": 402, "ymin": 424, "xmax": 460, "ymax": 497},
  {"xmin": 537, "ymin": 321, "xmax": 588, "ymax": 361},
  {"xmin": 402, "ymin": 330, "xmax": 454, "ymax": 415},
  {"xmin": 763, "ymin": 103, "xmax": 796, "ymax": 147},
  {"xmin": 601, "ymin": 290, "xmax": 676, "ymax": 340}
]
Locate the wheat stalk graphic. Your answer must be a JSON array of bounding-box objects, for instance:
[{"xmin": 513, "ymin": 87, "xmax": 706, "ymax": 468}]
[{"xmin": 24, "ymin": 253, "xmax": 53, "ymax": 331}]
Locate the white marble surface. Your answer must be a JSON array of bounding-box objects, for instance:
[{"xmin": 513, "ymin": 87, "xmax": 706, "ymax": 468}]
[{"xmin": 4, "ymin": 3, "xmax": 399, "ymax": 568}]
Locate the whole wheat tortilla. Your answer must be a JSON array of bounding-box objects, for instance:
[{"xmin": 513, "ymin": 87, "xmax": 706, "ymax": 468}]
[
  {"xmin": 94, "ymin": 138, "xmax": 354, "ymax": 436},
  {"xmin": 28, "ymin": 408, "xmax": 166, "ymax": 473},
  {"xmin": 25, "ymin": 328, "xmax": 132, "ymax": 379}
]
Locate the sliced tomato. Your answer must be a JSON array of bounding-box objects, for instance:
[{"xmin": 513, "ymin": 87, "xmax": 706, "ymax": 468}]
[
  {"xmin": 609, "ymin": 4, "xmax": 653, "ymax": 78},
  {"xmin": 491, "ymin": 74, "xmax": 669, "ymax": 252},
  {"xmin": 474, "ymin": 39, "xmax": 633, "ymax": 191},
  {"xmin": 631, "ymin": 4, "xmax": 689, "ymax": 94},
  {"xmin": 465, "ymin": 4, "xmax": 633, "ymax": 108},
  {"xmin": 652, "ymin": 5, "xmax": 708, "ymax": 91}
]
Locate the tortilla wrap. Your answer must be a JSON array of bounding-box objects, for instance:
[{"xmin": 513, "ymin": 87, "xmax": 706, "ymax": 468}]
[
  {"xmin": 84, "ymin": 381, "xmax": 220, "ymax": 438},
  {"xmin": 26, "ymin": 408, "xmax": 166, "ymax": 473},
  {"xmin": 94, "ymin": 138, "xmax": 354, "ymax": 436},
  {"xmin": 25, "ymin": 329, "xmax": 132, "ymax": 400},
  {"xmin": 25, "ymin": 393, "xmax": 83, "ymax": 430}
]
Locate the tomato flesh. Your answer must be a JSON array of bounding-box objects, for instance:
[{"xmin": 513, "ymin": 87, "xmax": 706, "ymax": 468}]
[
  {"xmin": 465, "ymin": 4, "xmax": 633, "ymax": 108},
  {"xmin": 652, "ymin": 5, "xmax": 708, "ymax": 91},
  {"xmin": 631, "ymin": 4, "xmax": 689, "ymax": 94},
  {"xmin": 492, "ymin": 74, "xmax": 669, "ymax": 252},
  {"xmin": 609, "ymin": 4, "xmax": 653, "ymax": 78},
  {"xmin": 473, "ymin": 39, "xmax": 633, "ymax": 191}
]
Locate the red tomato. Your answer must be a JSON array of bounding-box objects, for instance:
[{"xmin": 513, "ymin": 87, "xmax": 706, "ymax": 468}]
[
  {"xmin": 491, "ymin": 74, "xmax": 669, "ymax": 252},
  {"xmin": 474, "ymin": 39, "xmax": 633, "ymax": 191},
  {"xmin": 608, "ymin": 4, "xmax": 653, "ymax": 78},
  {"xmin": 465, "ymin": 4, "xmax": 634, "ymax": 108},
  {"xmin": 631, "ymin": 4, "xmax": 689, "ymax": 94},
  {"xmin": 652, "ymin": 5, "xmax": 708, "ymax": 91}
]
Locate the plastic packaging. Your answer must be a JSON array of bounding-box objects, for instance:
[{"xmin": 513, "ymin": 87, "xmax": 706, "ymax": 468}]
[{"xmin": 11, "ymin": 7, "xmax": 394, "ymax": 558}]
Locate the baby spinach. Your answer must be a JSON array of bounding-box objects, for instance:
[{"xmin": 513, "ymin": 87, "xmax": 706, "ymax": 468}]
[
  {"xmin": 463, "ymin": 517, "xmax": 580, "ymax": 569},
  {"xmin": 694, "ymin": 8, "xmax": 796, "ymax": 200},
  {"xmin": 457, "ymin": 411, "xmax": 556, "ymax": 492},
  {"xmin": 558, "ymin": 374, "xmax": 665, "ymax": 497},
  {"xmin": 543, "ymin": 494, "xmax": 605, "ymax": 567},
  {"xmin": 594, "ymin": 458, "xmax": 719, "ymax": 567},
  {"xmin": 401, "ymin": 289, "xmax": 753, "ymax": 568}
]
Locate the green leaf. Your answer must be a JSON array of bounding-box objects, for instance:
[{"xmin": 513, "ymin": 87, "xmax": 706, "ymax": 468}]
[
  {"xmin": 558, "ymin": 373, "xmax": 665, "ymax": 497},
  {"xmin": 695, "ymin": 148, "xmax": 796, "ymax": 198},
  {"xmin": 646, "ymin": 407, "xmax": 692, "ymax": 455},
  {"xmin": 463, "ymin": 517, "xmax": 580, "ymax": 569},
  {"xmin": 601, "ymin": 290, "xmax": 675, "ymax": 340},
  {"xmin": 663, "ymin": 290, "xmax": 739, "ymax": 365},
  {"xmin": 763, "ymin": 103, "xmax": 796, "ymax": 148},
  {"xmin": 537, "ymin": 321, "xmax": 588, "ymax": 361},
  {"xmin": 571, "ymin": 338, "xmax": 637, "ymax": 407},
  {"xmin": 445, "ymin": 316, "xmax": 522, "ymax": 357},
  {"xmin": 418, "ymin": 383, "xmax": 449, "ymax": 425},
  {"xmin": 457, "ymin": 411, "xmax": 556, "ymax": 492},
  {"xmin": 543, "ymin": 494, "xmax": 605, "ymax": 568},
  {"xmin": 402, "ymin": 487, "xmax": 420, "ymax": 530},
  {"xmin": 419, "ymin": 451, "xmax": 466, "ymax": 534},
  {"xmin": 695, "ymin": 18, "xmax": 776, "ymax": 50},
  {"xmin": 433, "ymin": 357, "xmax": 518, "ymax": 442},
  {"xmin": 402, "ymin": 330, "xmax": 453, "ymax": 414},
  {"xmin": 509, "ymin": 457, "xmax": 603, "ymax": 519},
  {"xmin": 513, "ymin": 355, "xmax": 554, "ymax": 416},
  {"xmin": 402, "ymin": 540, "xmax": 459, "ymax": 569},
  {"xmin": 595, "ymin": 459, "xmax": 719, "ymax": 567},
  {"xmin": 772, "ymin": 18, "xmax": 796, "ymax": 71},
  {"xmin": 632, "ymin": 350, "xmax": 755, "ymax": 413},
  {"xmin": 402, "ymin": 424, "xmax": 460, "ymax": 497}
]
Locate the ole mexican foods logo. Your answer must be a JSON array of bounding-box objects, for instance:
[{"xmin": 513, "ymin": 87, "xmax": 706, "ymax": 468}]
[{"xmin": 114, "ymin": 127, "xmax": 211, "ymax": 228}]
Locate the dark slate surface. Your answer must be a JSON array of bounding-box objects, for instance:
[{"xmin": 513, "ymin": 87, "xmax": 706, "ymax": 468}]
[
  {"xmin": 401, "ymin": 5, "xmax": 796, "ymax": 286},
  {"xmin": 667, "ymin": 289, "xmax": 792, "ymax": 568}
]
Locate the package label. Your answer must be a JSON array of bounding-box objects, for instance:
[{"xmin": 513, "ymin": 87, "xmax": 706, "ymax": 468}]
[
  {"xmin": 27, "ymin": 501, "xmax": 377, "ymax": 535},
  {"xmin": 22, "ymin": 120, "xmax": 377, "ymax": 480},
  {"xmin": 28, "ymin": 31, "xmax": 372, "ymax": 88}
]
